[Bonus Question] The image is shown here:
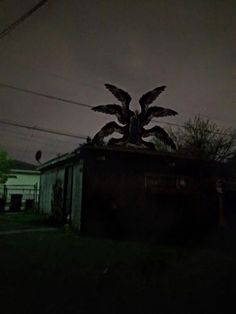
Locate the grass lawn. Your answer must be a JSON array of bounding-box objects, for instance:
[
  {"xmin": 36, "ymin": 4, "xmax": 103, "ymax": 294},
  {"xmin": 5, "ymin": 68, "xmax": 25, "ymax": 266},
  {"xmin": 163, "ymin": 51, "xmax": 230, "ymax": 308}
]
[{"xmin": 1, "ymin": 212, "xmax": 236, "ymax": 313}]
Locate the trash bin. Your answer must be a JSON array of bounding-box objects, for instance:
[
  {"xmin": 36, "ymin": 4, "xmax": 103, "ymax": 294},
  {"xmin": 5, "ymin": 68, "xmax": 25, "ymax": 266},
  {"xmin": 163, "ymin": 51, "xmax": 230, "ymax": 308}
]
[{"xmin": 0, "ymin": 198, "xmax": 6, "ymax": 211}]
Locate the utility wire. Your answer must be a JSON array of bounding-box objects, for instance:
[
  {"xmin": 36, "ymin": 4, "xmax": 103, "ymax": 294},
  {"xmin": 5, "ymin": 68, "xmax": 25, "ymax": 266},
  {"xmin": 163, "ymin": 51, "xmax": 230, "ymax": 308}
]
[
  {"xmin": 0, "ymin": 82, "xmax": 234, "ymax": 137},
  {"xmin": 0, "ymin": 125, "xmax": 79, "ymax": 144},
  {"xmin": 0, "ymin": 146, "xmax": 66, "ymax": 155},
  {"xmin": 0, "ymin": 0, "xmax": 49, "ymax": 40},
  {"xmin": 0, "ymin": 118, "xmax": 88, "ymax": 140},
  {"xmin": 0, "ymin": 131, "xmax": 74, "ymax": 147},
  {"xmin": 0, "ymin": 83, "xmax": 93, "ymax": 108}
]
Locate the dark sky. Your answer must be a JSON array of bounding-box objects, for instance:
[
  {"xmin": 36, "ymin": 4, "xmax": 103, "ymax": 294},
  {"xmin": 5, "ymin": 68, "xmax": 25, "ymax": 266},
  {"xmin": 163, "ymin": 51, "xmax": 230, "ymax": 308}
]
[{"xmin": 0, "ymin": 0, "xmax": 235, "ymax": 164}]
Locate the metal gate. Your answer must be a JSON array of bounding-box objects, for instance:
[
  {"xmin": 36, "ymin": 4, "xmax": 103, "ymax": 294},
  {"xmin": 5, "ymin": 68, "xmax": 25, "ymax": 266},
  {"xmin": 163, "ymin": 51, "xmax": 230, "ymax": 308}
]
[{"xmin": 3, "ymin": 184, "xmax": 39, "ymax": 211}]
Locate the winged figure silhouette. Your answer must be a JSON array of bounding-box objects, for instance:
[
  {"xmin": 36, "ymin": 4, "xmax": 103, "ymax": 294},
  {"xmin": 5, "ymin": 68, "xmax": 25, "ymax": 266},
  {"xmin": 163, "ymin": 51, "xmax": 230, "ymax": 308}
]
[{"xmin": 92, "ymin": 84, "xmax": 177, "ymax": 150}]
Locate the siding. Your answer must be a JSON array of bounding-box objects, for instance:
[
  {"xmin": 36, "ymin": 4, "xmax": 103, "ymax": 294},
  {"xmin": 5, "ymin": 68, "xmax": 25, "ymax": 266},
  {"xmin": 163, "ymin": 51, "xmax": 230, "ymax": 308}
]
[
  {"xmin": 40, "ymin": 167, "xmax": 65, "ymax": 215},
  {"xmin": 71, "ymin": 161, "xmax": 83, "ymax": 230},
  {"xmin": 6, "ymin": 173, "xmax": 40, "ymax": 186}
]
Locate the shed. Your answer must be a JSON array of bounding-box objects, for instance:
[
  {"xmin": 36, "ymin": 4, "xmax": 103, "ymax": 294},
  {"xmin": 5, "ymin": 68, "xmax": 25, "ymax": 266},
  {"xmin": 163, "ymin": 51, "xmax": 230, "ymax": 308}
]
[{"xmin": 39, "ymin": 145, "xmax": 226, "ymax": 239}]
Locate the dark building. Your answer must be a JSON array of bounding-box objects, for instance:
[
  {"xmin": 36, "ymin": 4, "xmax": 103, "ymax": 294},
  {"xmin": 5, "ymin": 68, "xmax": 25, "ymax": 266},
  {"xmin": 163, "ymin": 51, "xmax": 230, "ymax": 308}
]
[{"xmin": 39, "ymin": 145, "xmax": 233, "ymax": 240}]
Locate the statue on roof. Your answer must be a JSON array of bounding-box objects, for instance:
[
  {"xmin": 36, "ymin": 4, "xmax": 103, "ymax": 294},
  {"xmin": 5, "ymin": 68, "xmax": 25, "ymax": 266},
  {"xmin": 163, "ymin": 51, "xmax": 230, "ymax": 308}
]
[{"xmin": 91, "ymin": 83, "xmax": 177, "ymax": 150}]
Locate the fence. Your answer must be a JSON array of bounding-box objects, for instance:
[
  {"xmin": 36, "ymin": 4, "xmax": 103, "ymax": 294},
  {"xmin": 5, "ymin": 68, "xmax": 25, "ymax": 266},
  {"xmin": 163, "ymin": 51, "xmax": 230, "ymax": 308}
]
[{"xmin": 0, "ymin": 184, "xmax": 39, "ymax": 211}]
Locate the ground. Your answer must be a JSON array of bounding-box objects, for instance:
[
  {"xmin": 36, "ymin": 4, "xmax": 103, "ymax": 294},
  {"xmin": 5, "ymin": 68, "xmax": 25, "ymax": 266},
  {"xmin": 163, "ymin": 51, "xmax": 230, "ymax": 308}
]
[{"xmin": 0, "ymin": 211, "xmax": 236, "ymax": 313}]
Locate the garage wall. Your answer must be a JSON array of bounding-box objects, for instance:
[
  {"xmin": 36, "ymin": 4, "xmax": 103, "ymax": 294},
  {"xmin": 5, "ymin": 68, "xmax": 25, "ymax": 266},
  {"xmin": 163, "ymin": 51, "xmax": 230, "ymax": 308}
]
[{"xmin": 39, "ymin": 167, "xmax": 65, "ymax": 215}]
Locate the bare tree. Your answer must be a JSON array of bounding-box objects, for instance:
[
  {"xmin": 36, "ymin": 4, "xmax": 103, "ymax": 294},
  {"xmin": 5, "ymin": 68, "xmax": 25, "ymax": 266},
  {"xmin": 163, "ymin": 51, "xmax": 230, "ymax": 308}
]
[{"xmin": 154, "ymin": 116, "xmax": 236, "ymax": 162}]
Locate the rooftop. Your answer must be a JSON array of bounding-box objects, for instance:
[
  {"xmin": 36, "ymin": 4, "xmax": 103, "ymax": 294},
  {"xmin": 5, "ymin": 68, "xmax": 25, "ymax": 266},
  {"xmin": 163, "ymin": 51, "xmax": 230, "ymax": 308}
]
[
  {"xmin": 11, "ymin": 160, "xmax": 39, "ymax": 172},
  {"xmin": 38, "ymin": 144, "xmax": 223, "ymax": 172}
]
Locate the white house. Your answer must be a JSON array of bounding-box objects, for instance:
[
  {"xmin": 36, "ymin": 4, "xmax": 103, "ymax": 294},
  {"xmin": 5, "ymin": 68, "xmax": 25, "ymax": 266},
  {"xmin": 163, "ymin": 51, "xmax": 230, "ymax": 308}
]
[{"xmin": 0, "ymin": 160, "xmax": 40, "ymax": 211}]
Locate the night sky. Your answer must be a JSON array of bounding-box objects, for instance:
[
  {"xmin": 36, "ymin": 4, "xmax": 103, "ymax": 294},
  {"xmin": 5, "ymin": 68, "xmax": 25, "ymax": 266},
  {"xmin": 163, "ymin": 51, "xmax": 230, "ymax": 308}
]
[{"xmin": 0, "ymin": 0, "xmax": 235, "ymax": 164}]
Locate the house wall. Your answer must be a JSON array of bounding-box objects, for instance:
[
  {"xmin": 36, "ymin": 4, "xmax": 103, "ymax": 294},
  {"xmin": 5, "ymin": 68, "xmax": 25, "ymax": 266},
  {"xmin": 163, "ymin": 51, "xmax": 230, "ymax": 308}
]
[
  {"xmin": 40, "ymin": 167, "xmax": 65, "ymax": 215},
  {"xmin": 39, "ymin": 147, "xmax": 222, "ymax": 239},
  {"xmin": 39, "ymin": 159, "xmax": 83, "ymax": 229},
  {"xmin": 6, "ymin": 172, "xmax": 40, "ymax": 186},
  {"xmin": 81, "ymin": 148, "xmax": 220, "ymax": 240},
  {"xmin": 71, "ymin": 162, "xmax": 83, "ymax": 230},
  {"xmin": 1, "ymin": 172, "xmax": 40, "ymax": 210}
]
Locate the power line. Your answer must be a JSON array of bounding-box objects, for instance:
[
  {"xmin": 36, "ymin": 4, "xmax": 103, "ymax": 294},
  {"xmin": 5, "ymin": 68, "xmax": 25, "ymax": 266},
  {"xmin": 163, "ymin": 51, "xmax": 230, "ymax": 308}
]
[
  {"xmin": 0, "ymin": 125, "xmax": 80, "ymax": 144},
  {"xmin": 1, "ymin": 115, "xmax": 234, "ymax": 145},
  {"xmin": 0, "ymin": 83, "xmax": 93, "ymax": 108},
  {"xmin": 0, "ymin": 118, "xmax": 88, "ymax": 140},
  {"xmin": 0, "ymin": 82, "xmax": 234, "ymax": 138},
  {"xmin": 0, "ymin": 129, "xmax": 80, "ymax": 148},
  {"xmin": 0, "ymin": 145, "xmax": 67, "ymax": 156},
  {"xmin": 0, "ymin": 0, "xmax": 49, "ymax": 40},
  {"xmin": 1, "ymin": 82, "xmax": 233, "ymax": 131}
]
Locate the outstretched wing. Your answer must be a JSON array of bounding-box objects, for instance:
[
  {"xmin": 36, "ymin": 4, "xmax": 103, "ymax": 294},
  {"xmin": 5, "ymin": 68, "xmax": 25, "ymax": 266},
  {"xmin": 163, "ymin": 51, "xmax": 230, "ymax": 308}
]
[
  {"xmin": 92, "ymin": 121, "xmax": 124, "ymax": 145},
  {"xmin": 92, "ymin": 104, "xmax": 128, "ymax": 125},
  {"xmin": 139, "ymin": 86, "xmax": 166, "ymax": 114},
  {"xmin": 142, "ymin": 106, "xmax": 178, "ymax": 126},
  {"xmin": 142, "ymin": 125, "xmax": 176, "ymax": 150},
  {"xmin": 92, "ymin": 104, "xmax": 121, "ymax": 115},
  {"xmin": 105, "ymin": 83, "xmax": 131, "ymax": 110}
]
